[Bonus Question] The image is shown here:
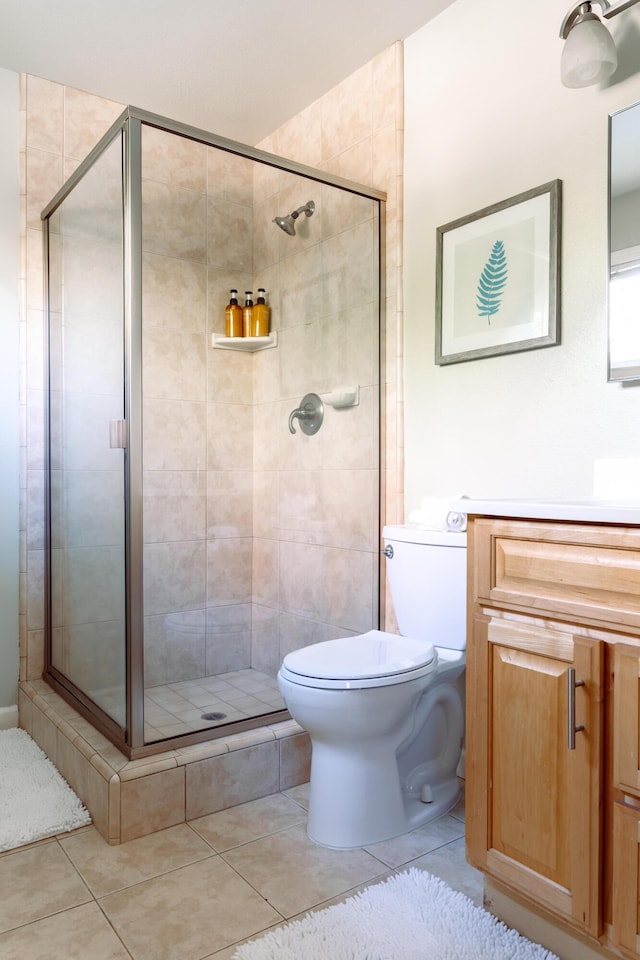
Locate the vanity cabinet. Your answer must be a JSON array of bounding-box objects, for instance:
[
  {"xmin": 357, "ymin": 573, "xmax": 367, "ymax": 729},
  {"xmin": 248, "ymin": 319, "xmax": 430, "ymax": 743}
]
[{"xmin": 466, "ymin": 516, "xmax": 640, "ymax": 955}]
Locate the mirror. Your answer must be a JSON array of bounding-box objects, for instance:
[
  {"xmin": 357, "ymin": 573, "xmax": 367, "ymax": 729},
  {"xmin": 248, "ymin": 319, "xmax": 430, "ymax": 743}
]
[{"xmin": 609, "ymin": 100, "xmax": 640, "ymax": 381}]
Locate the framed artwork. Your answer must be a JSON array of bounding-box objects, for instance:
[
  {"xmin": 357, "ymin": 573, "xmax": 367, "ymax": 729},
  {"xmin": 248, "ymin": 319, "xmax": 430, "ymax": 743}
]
[{"xmin": 435, "ymin": 180, "xmax": 561, "ymax": 365}]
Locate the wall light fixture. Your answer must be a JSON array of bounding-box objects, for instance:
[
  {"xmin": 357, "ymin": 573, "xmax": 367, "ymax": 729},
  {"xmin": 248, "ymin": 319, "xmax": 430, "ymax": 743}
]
[{"xmin": 560, "ymin": 0, "xmax": 640, "ymax": 88}]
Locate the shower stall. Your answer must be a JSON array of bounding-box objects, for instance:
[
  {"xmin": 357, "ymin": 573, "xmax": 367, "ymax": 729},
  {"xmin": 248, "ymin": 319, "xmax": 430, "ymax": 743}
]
[{"xmin": 42, "ymin": 107, "xmax": 384, "ymax": 759}]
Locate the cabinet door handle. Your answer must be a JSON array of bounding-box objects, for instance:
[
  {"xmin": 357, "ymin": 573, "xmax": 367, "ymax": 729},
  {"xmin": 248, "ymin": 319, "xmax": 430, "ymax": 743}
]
[{"xmin": 567, "ymin": 667, "xmax": 586, "ymax": 750}]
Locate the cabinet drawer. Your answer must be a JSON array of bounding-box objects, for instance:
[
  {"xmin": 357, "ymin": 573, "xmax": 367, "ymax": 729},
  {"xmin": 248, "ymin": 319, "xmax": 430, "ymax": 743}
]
[{"xmin": 472, "ymin": 518, "xmax": 640, "ymax": 628}]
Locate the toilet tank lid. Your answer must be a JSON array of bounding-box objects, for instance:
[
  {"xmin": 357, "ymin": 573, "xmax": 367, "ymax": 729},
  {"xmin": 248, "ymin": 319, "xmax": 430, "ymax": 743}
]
[
  {"xmin": 282, "ymin": 630, "xmax": 436, "ymax": 681},
  {"xmin": 383, "ymin": 524, "xmax": 466, "ymax": 547}
]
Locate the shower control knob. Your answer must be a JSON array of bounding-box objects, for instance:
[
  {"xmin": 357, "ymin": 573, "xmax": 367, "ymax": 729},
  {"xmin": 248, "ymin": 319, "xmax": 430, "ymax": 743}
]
[{"xmin": 382, "ymin": 544, "xmax": 394, "ymax": 559}]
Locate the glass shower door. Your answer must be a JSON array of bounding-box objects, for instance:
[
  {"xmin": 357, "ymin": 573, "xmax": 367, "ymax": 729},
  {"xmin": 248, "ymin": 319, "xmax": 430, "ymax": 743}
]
[{"xmin": 47, "ymin": 132, "xmax": 127, "ymax": 729}]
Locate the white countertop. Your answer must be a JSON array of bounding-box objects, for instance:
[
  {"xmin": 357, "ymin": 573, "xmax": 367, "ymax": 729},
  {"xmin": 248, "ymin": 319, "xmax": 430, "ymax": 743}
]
[{"xmin": 453, "ymin": 498, "xmax": 640, "ymax": 525}]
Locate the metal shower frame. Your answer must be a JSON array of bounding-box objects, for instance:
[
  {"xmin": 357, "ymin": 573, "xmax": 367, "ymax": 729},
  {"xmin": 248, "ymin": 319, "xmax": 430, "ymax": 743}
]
[{"xmin": 41, "ymin": 105, "xmax": 387, "ymax": 759}]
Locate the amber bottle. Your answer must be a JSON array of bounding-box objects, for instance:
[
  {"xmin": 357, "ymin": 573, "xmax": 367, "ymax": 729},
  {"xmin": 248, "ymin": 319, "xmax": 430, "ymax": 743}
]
[
  {"xmin": 242, "ymin": 291, "xmax": 254, "ymax": 338},
  {"xmin": 225, "ymin": 290, "xmax": 243, "ymax": 337},
  {"xmin": 252, "ymin": 288, "xmax": 270, "ymax": 337}
]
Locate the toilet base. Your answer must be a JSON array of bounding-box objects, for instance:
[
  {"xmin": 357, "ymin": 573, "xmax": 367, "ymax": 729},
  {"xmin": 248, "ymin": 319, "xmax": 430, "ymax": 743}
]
[{"xmin": 306, "ymin": 755, "xmax": 461, "ymax": 850}]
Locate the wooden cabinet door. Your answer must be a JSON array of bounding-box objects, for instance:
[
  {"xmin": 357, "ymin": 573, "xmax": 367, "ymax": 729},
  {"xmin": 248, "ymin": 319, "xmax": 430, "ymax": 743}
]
[
  {"xmin": 467, "ymin": 614, "xmax": 603, "ymax": 936},
  {"xmin": 612, "ymin": 800, "xmax": 640, "ymax": 957},
  {"xmin": 614, "ymin": 644, "xmax": 640, "ymax": 797},
  {"xmin": 612, "ymin": 645, "xmax": 640, "ymax": 958}
]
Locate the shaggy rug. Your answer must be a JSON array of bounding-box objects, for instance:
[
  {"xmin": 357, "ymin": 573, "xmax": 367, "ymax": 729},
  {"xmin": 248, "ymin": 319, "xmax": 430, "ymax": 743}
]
[
  {"xmin": 0, "ymin": 728, "xmax": 91, "ymax": 851},
  {"xmin": 232, "ymin": 868, "xmax": 558, "ymax": 960}
]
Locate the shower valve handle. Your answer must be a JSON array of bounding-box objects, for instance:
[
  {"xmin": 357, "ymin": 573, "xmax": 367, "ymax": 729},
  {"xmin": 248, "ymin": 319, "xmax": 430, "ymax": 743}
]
[{"xmin": 288, "ymin": 393, "xmax": 324, "ymax": 436}]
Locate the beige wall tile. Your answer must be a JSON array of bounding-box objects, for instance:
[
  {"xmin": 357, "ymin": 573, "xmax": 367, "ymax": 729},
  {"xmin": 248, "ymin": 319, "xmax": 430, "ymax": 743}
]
[
  {"xmin": 142, "ymin": 125, "xmax": 207, "ymax": 192},
  {"xmin": 205, "ymin": 603, "xmax": 251, "ymax": 674},
  {"xmin": 321, "ymin": 62, "xmax": 373, "ymax": 163},
  {"xmin": 30, "ymin": 702, "xmax": 57, "ymax": 762},
  {"xmin": 120, "ymin": 766, "xmax": 185, "ymax": 842},
  {"xmin": 142, "ymin": 253, "xmax": 207, "ymax": 333},
  {"xmin": 143, "ymin": 398, "xmax": 206, "ymax": 471},
  {"xmin": 206, "ymin": 537, "xmax": 252, "ymax": 606},
  {"xmin": 372, "ymin": 42, "xmax": 402, "ymax": 131},
  {"xmin": 279, "ymin": 541, "xmax": 374, "ymax": 634},
  {"xmin": 144, "ymin": 470, "xmax": 206, "ymax": 543},
  {"xmin": 249, "ymin": 604, "xmax": 280, "ymax": 675},
  {"xmin": 26, "ymin": 76, "xmax": 64, "ymax": 154},
  {"xmin": 143, "ymin": 328, "xmax": 207, "ymax": 402},
  {"xmin": 144, "ymin": 609, "xmax": 206, "ymax": 687},
  {"xmin": 207, "ymin": 147, "xmax": 253, "ymax": 206},
  {"xmin": 207, "ymin": 348, "xmax": 253, "ymax": 403},
  {"xmin": 25, "ymin": 147, "xmax": 63, "ymax": 230},
  {"xmin": 206, "ymin": 401, "xmax": 253, "ymax": 471},
  {"xmin": 143, "ymin": 540, "xmax": 206, "ymax": 616},
  {"xmin": 63, "ymin": 87, "xmax": 123, "ymax": 161},
  {"xmin": 206, "ymin": 470, "xmax": 253, "ymax": 539},
  {"xmin": 251, "ymin": 537, "xmax": 278, "ymax": 608},
  {"xmin": 26, "ymin": 628, "xmax": 44, "ymax": 681},
  {"xmin": 142, "ymin": 178, "xmax": 207, "ymax": 261},
  {"xmin": 56, "ymin": 728, "xmax": 90, "ymax": 802},
  {"xmin": 279, "ymin": 731, "xmax": 311, "ymax": 790},
  {"xmin": 207, "ymin": 196, "xmax": 253, "ymax": 272},
  {"xmin": 17, "ymin": 686, "xmax": 33, "ymax": 734},
  {"xmin": 186, "ymin": 740, "xmax": 279, "ymax": 819},
  {"xmin": 85, "ymin": 760, "xmax": 111, "ymax": 842},
  {"xmin": 276, "ymin": 98, "xmax": 323, "ymax": 168}
]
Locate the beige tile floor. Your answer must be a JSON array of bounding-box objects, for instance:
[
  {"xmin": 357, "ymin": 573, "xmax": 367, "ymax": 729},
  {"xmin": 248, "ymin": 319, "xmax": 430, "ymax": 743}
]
[{"xmin": 0, "ymin": 782, "xmax": 483, "ymax": 960}]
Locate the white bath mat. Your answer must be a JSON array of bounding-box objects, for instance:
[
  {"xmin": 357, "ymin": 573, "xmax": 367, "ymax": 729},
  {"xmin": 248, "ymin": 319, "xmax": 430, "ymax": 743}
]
[
  {"xmin": 232, "ymin": 868, "xmax": 558, "ymax": 960},
  {"xmin": 0, "ymin": 728, "xmax": 91, "ymax": 852}
]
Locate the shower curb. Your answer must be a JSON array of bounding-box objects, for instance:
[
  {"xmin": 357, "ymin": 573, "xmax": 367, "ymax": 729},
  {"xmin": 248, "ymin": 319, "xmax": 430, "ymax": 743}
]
[{"xmin": 18, "ymin": 679, "xmax": 310, "ymax": 845}]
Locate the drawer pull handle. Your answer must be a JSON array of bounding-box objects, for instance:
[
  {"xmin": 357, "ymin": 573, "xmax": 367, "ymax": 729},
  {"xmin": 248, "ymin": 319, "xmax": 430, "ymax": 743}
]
[{"xmin": 567, "ymin": 667, "xmax": 585, "ymax": 750}]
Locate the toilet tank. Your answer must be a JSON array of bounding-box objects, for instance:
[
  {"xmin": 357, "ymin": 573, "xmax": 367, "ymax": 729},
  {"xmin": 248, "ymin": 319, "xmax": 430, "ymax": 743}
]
[{"xmin": 382, "ymin": 524, "xmax": 467, "ymax": 651}]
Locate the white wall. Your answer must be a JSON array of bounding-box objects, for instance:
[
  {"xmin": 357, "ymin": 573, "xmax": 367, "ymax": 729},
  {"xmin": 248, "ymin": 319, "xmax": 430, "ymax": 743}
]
[
  {"xmin": 0, "ymin": 68, "xmax": 20, "ymax": 717},
  {"xmin": 404, "ymin": 0, "xmax": 640, "ymax": 512}
]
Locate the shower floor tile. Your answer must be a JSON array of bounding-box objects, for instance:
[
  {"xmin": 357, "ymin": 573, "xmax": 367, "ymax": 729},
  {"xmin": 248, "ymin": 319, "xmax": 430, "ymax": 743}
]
[{"xmin": 143, "ymin": 668, "xmax": 285, "ymax": 742}]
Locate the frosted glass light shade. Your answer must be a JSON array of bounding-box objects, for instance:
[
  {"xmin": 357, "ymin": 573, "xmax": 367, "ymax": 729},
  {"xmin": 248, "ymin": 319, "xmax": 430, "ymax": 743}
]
[{"xmin": 561, "ymin": 17, "xmax": 618, "ymax": 87}]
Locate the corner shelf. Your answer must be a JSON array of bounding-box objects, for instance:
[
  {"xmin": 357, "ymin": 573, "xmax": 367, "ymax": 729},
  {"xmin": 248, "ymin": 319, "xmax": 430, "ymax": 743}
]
[{"xmin": 211, "ymin": 332, "xmax": 277, "ymax": 352}]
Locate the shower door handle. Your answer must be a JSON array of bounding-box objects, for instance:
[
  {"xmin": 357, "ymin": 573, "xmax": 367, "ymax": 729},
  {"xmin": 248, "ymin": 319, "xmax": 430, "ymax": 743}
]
[{"xmin": 109, "ymin": 420, "xmax": 128, "ymax": 449}]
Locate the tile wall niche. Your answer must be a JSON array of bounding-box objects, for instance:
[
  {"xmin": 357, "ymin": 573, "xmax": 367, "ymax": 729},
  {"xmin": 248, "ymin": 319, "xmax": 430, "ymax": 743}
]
[{"xmin": 18, "ymin": 40, "xmax": 403, "ymax": 798}]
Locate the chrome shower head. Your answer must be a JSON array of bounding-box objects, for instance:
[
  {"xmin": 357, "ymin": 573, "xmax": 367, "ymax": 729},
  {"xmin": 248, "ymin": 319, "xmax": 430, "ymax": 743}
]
[{"xmin": 273, "ymin": 200, "xmax": 315, "ymax": 236}]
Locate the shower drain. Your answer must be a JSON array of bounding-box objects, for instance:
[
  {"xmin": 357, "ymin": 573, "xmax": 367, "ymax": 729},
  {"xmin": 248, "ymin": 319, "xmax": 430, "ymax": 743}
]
[{"xmin": 201, "ymin": 711, "xmax": 227, "ymax": 721}]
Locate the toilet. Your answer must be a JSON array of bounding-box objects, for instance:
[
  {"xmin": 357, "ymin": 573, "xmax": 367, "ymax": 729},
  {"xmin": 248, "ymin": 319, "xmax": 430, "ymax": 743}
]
[{"xmin": 277, "ymin": 523, "xmax": 467, "ymax": 849}]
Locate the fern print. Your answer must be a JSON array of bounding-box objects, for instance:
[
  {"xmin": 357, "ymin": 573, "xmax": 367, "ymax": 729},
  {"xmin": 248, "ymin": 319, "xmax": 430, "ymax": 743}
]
[{"xmin": 476, "ymin": 240, "xmax": 508, "ymax": 324}]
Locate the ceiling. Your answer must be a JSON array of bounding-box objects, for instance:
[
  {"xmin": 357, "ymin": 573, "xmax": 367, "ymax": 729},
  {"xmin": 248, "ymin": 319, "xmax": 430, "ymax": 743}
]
[{"xmin": 0, "ymin": 0, "xmax": 458, "ymax": 145}]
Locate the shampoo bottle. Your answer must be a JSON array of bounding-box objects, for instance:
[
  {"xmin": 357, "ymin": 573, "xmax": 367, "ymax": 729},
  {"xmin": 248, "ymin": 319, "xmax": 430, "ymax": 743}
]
[
  {"xmin": 225, "ymin": 289, "xmax": 243, "ymax": 337},
  {"xmin": 243, "ymin": 291, "xmax": 254, "ymax": 338},
  {"xmin": 252, "ymin": 288, "xmax": 270, "ymax": 337}
]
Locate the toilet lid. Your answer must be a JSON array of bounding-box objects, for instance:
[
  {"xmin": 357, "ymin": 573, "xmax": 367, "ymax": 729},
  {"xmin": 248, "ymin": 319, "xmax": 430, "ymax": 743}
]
[{"xmin": 281, "ymin": 630, "xmax": 436, "ymax": 685}]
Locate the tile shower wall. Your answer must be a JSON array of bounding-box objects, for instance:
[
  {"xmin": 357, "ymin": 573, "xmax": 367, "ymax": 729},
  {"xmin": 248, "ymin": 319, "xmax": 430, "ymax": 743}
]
[
  {"xmin": 249, "ymin": 182, "xmax": 381, "ymax": 673},
  {"xmin": 141, "ymin": 128, "xmax": 256, "ymax": 687},
  {"xmin": 253, "ymin": 42, "xmax": 404, "ymax": 648},
  {"xmin": 19, "ymin": 42, "xmax": 403, "ymax": 693}
]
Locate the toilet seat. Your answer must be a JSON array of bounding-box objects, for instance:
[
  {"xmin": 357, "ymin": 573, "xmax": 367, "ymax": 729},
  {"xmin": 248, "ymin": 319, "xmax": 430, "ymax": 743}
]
[{"xmin": 279, "ymin": 629, "xmax": 437, "ymax": 690}]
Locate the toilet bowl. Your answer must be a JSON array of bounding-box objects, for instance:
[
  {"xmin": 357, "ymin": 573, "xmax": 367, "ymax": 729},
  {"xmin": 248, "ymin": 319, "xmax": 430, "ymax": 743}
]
[{"xmin": 277, "ymin": 524, "xmax": 467, "ymax": 849}]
